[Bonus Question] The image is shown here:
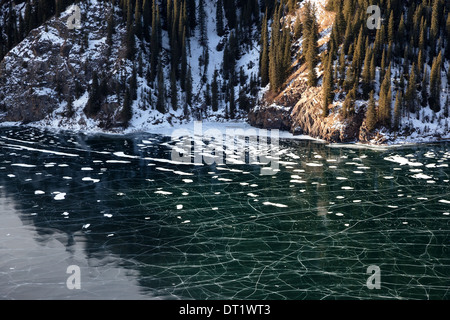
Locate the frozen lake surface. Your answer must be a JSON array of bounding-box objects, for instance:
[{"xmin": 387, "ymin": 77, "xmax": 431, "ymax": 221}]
[{"xmin": 0, "ymin": 126, "xmax": 449, "ymax": 299}]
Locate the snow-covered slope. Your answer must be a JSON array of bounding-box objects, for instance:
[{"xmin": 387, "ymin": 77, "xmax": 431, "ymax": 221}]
[{"xmin": 0, "ymin": 0, "xmax": 259, "ymax": 133}]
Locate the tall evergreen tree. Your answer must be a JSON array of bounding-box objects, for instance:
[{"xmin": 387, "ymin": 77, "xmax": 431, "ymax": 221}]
[
  {"xmin": 393, "ymin": 91, "xmax": 403, "ymax": 130},
  {"xmin": 365, "ymin": 91, "xmax": 377, "ymax": 132},
  {"xmin": 216, "ymin": 0, "xmax": 225, "ymax": 37},
  {"xmin": 429, "ymin": 51, "xmax": 442, "ymax": 112},
  {"xmin": 156, "ymin": 63, "xmax": 165, "ymax": 114},
  {"xmin": 322, "ymin": 55, "xmax": 333, "ymax": 117},
  {"xmin": 211, "ymin": 70, "xmax": 219, "ymax": 112},
  {"xmin": 260, "ymin": 10, "xmax": 269, "ymax": 87},
  {"xmin": 405, "ymin": 63, "xmax": 418, "ymax": 113}
]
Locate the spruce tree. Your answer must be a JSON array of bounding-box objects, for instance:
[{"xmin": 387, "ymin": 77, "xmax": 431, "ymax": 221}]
[
  {"xmin": 378, "ymin": 63, "xmax": 392, "ymax": 127},
  {"xmin": 446, "ymin": 14, "xmax": 450, "ymax": 59},
  {"xmin": 361, "ymin": 46, "xmax": 372, "ymax": 98},
  {"xmin": 429, "ymin": 51, "xmax": 442, "ymax": 112},
  {"xmin": 185, "ymin": 66, "xmax": 192, "ymax": 108},
  {"xmin": 211, "ymin": 70, "xmax": 219, "ymax": 112},
  {"xmin": 322, "ymin": 55, "xmax": 333, "ymax": 117},
  {"xmin": 170, "ymin": 67, "xmax": 178, "ymax": 111},
  {"xmin": 260, "ymin": 11, "xmax": 269, "ymax": 87},
  {"xmin": 156, "ymin": 63, "xmax": 165, "ymax": 114},
  {"xmin": 229, "ymin": 84, "xmax": 236, "ymax": 119},
  {"xmin": 216, "ymin": 0, "xmax": 224, "ymax": 37},
  {"xmin": 366, "ymin": 91, "xmax": 377, "ymax": 132},
  {"xmin": 150, "ymin": 1, "xmax": 160, "ymax": 81},
  {"xmin": 122, "ymin": 88, "xmax": 132, "ymax": 127},
  {"xmin": 393, "ymin": 91, "xmax": 403, "ymax": 130},
  {"xmin": 405, "ymin": 63, "xmax": 418, "ymax": 113}
]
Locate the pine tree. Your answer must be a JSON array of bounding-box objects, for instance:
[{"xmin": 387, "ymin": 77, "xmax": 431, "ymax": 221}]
[
  {"xmin": 185, "ymin": 66, "xmax": 192, "ymax": 108},
  {"xmin": 322, "ymin": 55, "xmax": 333, "ymax": 117},
  {"xmin": 134, "ymin": 0, "xmax": 142, "ymax": 39},
  {"xmin": 170, "ymin": 67, "xmax": 178, "ymax": 111},
  {"xmin": 378, "ymin": 63, "xmax": 392, "ymax": 127},
  {"xmin": 66, "ymin": 94, "xmax": 74, "ymax": 118},
  {"xmin": 405, "ymin": 63, "xmax": 418, "ymax": 113},
  {"xmin": 211, "ymin": 70, "xmax": 219, "ymax": 112},
  {"xmin": 229, "ymin": 84, "xmax": 235, "ymax": 119},
  {"xmin": 365, "ymin": 91, "xmax": 377, "ymax": 132},
  {"xmin": 446, "ymin": 14, "xmax": 450, "ymax": 59},
  {"xmin": 216, "ymin": 0, "xmax": 224, "ymax": 36},
  {"xmin": 198, "ymin": 0, "xmax": 207, "ymax": 47},
  {"xmin": 421, "ymin": 67, "xmax": 428, "ymax": 108},
  {"xmin": 142, "ymin": 0, "xmax": 151, "ymax": 40},
  {"xmin": 85, "ymin": 72, "xmax": 100, "ymax": 117},
  {"xmin": 122, "ymin": 88, "xmax": 132, "ymax": 127},
  {"xmin": 156, "ymin": 63, "xmax": 165, "ymax": 114},
  {"xmin": 150, "ymin": 1, "xmax": 160, "ymax": 81},
  {"xmin": 260, "ymin": 11, "xmax": 269, "ymax": 87},
  {"xmin": 361, "ymin": 46, "xmax": 372, "ymax": 98},
  {"xmin": 269, "ymin": 3, "xmax": 282, "ymax": 92},
  {"xmin": 393, "ymin": 91, "xmax": 403, "ymax": 130},
  {"xmin": 342, "ymin": 88, "xmax": 356, "ymax": 118},
  {"xmin": 429, "ymin": 51, "xmax": 442, "ymax": 112}
]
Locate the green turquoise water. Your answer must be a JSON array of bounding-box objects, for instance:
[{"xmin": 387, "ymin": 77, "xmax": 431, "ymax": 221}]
[{"xmin": 0, "ymin": 126, "xmax": 449, "ymax": 299}]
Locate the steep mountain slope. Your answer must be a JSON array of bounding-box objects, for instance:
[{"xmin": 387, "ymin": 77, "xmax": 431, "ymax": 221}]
[
  {"xmin": 0, "ymin": 0, "xmax": 260, "ymax": 131},
  {"xmin": 250, "ymin": 0, "xmax": 450, "ymax": 144}
]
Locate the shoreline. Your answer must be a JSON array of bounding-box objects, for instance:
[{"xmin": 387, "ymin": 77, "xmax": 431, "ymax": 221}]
[{"xmin": 1, "ymin": 119, "xmax": 449, "ymax": 147}]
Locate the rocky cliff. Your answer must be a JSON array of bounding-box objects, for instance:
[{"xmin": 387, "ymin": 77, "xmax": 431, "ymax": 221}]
[{"xmin": 0, "ymin": 2, "xmax": 128, "ymax": 128}]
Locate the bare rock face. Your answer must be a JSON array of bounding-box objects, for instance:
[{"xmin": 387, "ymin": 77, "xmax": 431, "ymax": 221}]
[
  {"xmin": 249, "ymin": 86, "xmax": 366, "ymax": 143},
  {"xmin": 248, "ymin": 105, "xmax": 293, "ymax": 132}
]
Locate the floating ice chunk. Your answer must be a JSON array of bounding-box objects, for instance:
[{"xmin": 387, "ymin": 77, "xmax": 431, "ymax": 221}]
[
  {"xmin": 34, "ymin": 190, "xmax": 45, "ymax": 195},
  {"xmin": 173, "ymin": 171, "xmax": 194, "ymax": 176},
  {"xmin": 155, "ymin": 190, "xmax": 173, "ymax": 195},
  {"xmin": 263, "ymin": 201, "xmax": 288, "ymax": 208},
  {"xmin": 411, "ymin": 173, "xmax": 432, "ymax": 179},
  {"xmin": 11, "ymin": 163, "xmax": 36, "ymax": 168},
  {"xmin": 290, "ymin": 179, "xmax": 307, "ymax": 183},
  {"xmin": 54, "ymin": 193, "xmax": 66, "ymax": 200},
  {"xmin": 384, "ymin": 155, "xmax": 423, "ymax": 167},
  {"xmin": 106, "ymin": 160, "xmax": 131, "ymax": 164},
  {"xmin": 306, "ymin": 163, "xmax": 323, "ymax": 167}
]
